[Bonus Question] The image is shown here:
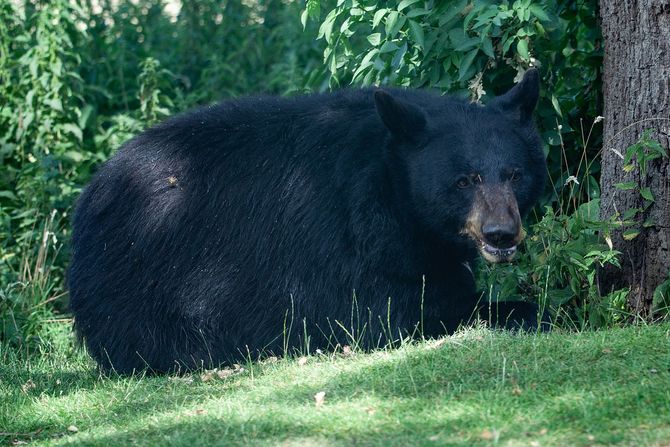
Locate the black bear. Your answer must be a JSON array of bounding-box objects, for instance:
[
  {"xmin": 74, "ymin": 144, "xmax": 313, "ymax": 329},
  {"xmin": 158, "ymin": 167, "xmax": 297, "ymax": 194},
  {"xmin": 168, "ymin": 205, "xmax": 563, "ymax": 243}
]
[{"xmin": 68, "ymin": 70, "xmax": 546, "ymax": 374}]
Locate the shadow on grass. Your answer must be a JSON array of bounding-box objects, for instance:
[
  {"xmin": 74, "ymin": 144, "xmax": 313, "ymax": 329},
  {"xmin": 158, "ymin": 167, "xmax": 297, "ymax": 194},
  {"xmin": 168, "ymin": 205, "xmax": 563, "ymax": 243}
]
[
  {"xmin": 39, "ymin": 374, "xmax": 669, "ymax": 446},
  {"xmin": 6, "ymin": 328, "xmax": 670, "ymax": 446}
]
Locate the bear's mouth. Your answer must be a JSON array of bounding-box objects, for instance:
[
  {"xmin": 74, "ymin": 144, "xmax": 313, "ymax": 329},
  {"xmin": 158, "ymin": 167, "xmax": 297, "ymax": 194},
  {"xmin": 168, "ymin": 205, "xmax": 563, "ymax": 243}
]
[{"xmin": 478, "ymin": 241, "xmax": 518, "ymax": 263}]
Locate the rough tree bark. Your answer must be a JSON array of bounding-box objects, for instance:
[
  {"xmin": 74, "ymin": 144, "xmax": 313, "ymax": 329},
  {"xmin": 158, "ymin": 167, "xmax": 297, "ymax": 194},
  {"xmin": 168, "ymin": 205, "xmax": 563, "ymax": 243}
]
[{"xmin": 599, "ymin": 1, "xmax": 670, "ymax": 313}]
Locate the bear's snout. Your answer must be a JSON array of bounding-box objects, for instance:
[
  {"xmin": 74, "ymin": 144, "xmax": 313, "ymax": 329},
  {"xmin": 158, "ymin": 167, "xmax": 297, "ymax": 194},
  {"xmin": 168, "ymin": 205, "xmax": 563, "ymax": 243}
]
[
  {"xmin": 481, "ymin": 222, "xmax": 518, "ymax": 249},
  {"xmin": 463, "ymin": 184, "xmax": 524, "ymax": 263}
]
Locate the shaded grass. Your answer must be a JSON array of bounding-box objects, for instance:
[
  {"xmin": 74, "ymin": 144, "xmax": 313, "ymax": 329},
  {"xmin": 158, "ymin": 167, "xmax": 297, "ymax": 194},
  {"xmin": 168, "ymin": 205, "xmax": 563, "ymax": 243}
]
[{"xmin": 1, "ymin": 324, "xmax": 669, "ymax": 446}]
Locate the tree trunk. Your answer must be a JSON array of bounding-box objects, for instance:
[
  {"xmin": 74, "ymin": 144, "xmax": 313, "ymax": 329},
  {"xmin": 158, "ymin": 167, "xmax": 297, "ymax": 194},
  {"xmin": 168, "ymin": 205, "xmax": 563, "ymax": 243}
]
[{"xmin": 599, "ymin": 1, "xmax": 670, "ymax": 313}]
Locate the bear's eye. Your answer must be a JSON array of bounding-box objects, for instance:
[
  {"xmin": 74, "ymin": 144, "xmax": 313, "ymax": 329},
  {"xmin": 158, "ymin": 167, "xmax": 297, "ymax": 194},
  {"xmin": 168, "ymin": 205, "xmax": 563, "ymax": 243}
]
[
  {"xmin": 510, "ymin": 170, "xmax": 522, "ymax": 182},
  {"xmin": 456, "ymin": 177, "xmax": 471, "ymax": 189}
]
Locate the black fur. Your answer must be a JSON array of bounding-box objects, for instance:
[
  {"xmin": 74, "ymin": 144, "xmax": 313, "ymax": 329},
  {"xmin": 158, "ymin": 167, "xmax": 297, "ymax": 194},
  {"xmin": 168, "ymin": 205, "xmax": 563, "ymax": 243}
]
[{"xmin": 68, "ymin": 70, "xmax": 546, "ymax": 374}]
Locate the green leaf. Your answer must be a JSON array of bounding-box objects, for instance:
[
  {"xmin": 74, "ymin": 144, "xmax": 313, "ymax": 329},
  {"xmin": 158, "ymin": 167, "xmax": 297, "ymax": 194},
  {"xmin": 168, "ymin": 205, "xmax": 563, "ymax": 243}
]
[
  {"xmin": 300, "ymin": 9, "xmax": 308, "ymax": 29},
  {"xmin": 352, "ymin": 61, "xmax": 374, "ymax": 83},
  {"xmin": 62, "ymin": 150, "xmax": 84, "ymax": 162},
  {"xmin": 379, "ymin": 41, "xmax": 399, "ymax": 54},
  {"xmin": 360, "ymin": 48, "xmax": 380, "ymax": 65},
  {"xmin": 61, "ymin": 123, "xmax": 83, "ymax": 142},
  {"xmin": 516, "ymin": 39, "xmax": 529, "ymax": 61},
  {"xmin": 44, "ymin": 98, "xmax": 63, "ymax": 112},
  {"xmin": 372, "ymin": 9, "xmax": 388, "ymax": 28},
  {"xmin": 398, "ymin": 0, "xmax": 421, "ymax": 11},
  {"xmin": 528, "ymin": 4, "xmax": 550, "ymax": 21},
  {"xmin": 640, "ymin": 187, "xmax": 654, "ymax": 201},
  {"xmin": 481, "ymin": 38, "xmax": 494, "ymax": 58},
  {"xmin": 622, "ymin": 207, "xmax": 641, "ymax": 220},
  {"xmin": 318, "ymin": 9, "xmax": 338, "ymax": 44},
  {"xmin": 391, "ymin": 42, "xmax": 408, "ymax": 70},
  {"xmin": 406, "ymin": 8, "xmax": 429, "ymax": 18},
  {"xmin": 439, "ymin": 0, "xmax": 468, "ymax": 26},
  {"xmin": 615, "ymin": 182, "xmax": 637, "ymax": 191},
  {"xmin": 652, "ymin": 273, "xmax": 670, "ymax": 310},
  {"xmin": 408, "ymin": 20, "xmax": 424, "ymax": 49},
  {"xmin": 551, "ymin": 95, "xmax": 562, "ymax": 117},
  {"xmin": 79, "ymin": 105, "xmax": 94, "ymax": 129},
  {"xmin": 449, "ymin": 28, "xmax": 479, "ymax": 51},
  {"xmin": 385, "ymin": 11, "xmax": 406, "ymax": 38},
  {"xmin": 367, "ymin": 33, "xmax": 381, "ymax": 46},
  {"xmin": 0, "ymin": 191, "xmax": 18, "ymax": 201},
  {"xmin": 623, "ymin": 229, "xmax": 640, "ymax": 240},
  {"xmin": 458, "ymin": 49, "xmax": 478, "ymax": 81}
]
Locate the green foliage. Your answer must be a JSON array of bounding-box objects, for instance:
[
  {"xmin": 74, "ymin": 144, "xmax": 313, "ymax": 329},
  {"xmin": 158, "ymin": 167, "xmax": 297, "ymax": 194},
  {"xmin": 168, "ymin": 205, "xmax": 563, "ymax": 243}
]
[
  {"xmin": 479, "ymin": 200, "xmax": 627, "ymax": 330},
  {"xmin": 306, "ymin": 0, "xmax": 603, "ymax": 206},
  {"xmin": 652, "ymin": 272, "xmax": 670, "ymax": 314},
  {"xmin": 0, "ymin": 0, "xmax": 327, "ymax": 348},
  {"xmin": 313, "ymin": 0, "xmax": 551, "ymax": 89},
  {"xmin": 1, "ymin": 0, "xmax": 90, "ymax": 345},
  {"xmin": 306, "ymin": 1, "xmax": 638, "ymax": 328},
  {"xmin": 0, "ymin": 0, "xmax": 650, "ymax": 347},
  {"xmin": 613, "ymin": 130, "xmax": 669, "ymax": 240},
  {"xmin": 615, "ymin": 129, "xmax": 668, "ymax": 202}
]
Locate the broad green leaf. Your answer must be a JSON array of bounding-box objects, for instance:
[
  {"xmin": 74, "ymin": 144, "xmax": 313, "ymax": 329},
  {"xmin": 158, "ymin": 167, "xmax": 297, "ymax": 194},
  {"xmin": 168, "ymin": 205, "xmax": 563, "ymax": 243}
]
[
  {"xmin": 300, "ymin": 10, "xmax": 308, "ymax": 29},
  {"xmin": 640, "ymin": 187, "xmax": 654, "ymax": 201},
  {"xmin": 398, "ymin": 0, "xmax": 421, "ymax": 11},
  {"xmin": 379, "ymin": 41, "xmax": 399, "ymax": 54},
  {"xmin": 458, "ymin": 48, "xmax": 478, "ymax": 81},
  {"xmin": 372, "ymin": 9, "xmax": 388, "ymax": 28},
  {"xmin": 529, "ymin": 5, "xmax": 550, "ymax": 22},
  {"xmin": 62, "ymin": 150, "xmax": 84, "ymax": 162},
  {"xmin": 78, "ymin": 105, "xmax": 94, "ymax": 129},
  {"xmin": 408, "ymin": 20, "xmax": 424, "ymax": 49},
  {"xmin": 643, "ymin": 218, "xmax": 656, "ymax": 228},
  {"xmin": 406, "ymin": 8, "xmax": 429, "ymax": 18},
  {"xmin": 615, "ymin": 181, "xmax": 637, "ymax": 191},
  {"xmin": 361, "ymin": 48, "xmax": 380, "ymax": 65},
  {"xmin": 385, "ymin": 11, "xmax": 406, "ymax": 38},
  {"xmin": 622, "ymin": 207, "xmax": 641, "ymax": 220},
  {"xmin": 652, "ymin": 274, "xmax": 670, "ymax": 310},
  {"xmin": 352, "ymin": 61, "xmax": 374, "ymax": 83},
  {"xmin": 551, "ymin": 95, "xmax": 562, "ymax": 117},
  {"xmin": 482, "ymin": 38, "xmax": 494, "ymax": 58},
  {"xmin": 439, "ymin": 0, "xmax": 468, "ymax": 26},
  {"xmin": 0, "ymin": 191, "xmax": 18, "ymax": 201},
  {"xmin": 517, "ymin": 39, "xmax": 529, "ymax": 61},
  {"xmin": 391, "ymin": 42, "xmax": 408, "ymax": 70},
  {"xmin": 61, "ymin": 123, "xmax": 83, "ymax": 142},
  {"xmin": 367, "ymin": 33, "xmax": 381, "ymax": 46},
  {"xmin": 44, "ymin": 98, "xmax": 63, "ymax": 112},
  {"xmin": 318, "ymin": 9, "xmax": 338, "ymax": 44},
  {"xmin": 340, "ymin": 17, "xmax": 351, "ymax": 33},
  {"xmin": 623, "ymin": 229, "xmax": 640, "ymax": 240}
]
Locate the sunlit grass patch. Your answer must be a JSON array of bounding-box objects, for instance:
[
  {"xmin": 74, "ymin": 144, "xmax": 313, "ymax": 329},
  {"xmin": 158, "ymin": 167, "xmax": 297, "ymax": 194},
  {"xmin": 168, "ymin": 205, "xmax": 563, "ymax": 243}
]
[{"xmin": 1, "ymin": 324, "xmax": 669, "ymax": 446}]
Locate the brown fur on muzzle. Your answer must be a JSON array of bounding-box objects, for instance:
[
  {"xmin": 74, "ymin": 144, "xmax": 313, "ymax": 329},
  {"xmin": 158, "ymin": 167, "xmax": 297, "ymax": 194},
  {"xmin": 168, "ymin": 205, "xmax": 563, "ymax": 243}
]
[{"xmin": 461, "ymin": 184, "xmax": 524, "ymax": 262}]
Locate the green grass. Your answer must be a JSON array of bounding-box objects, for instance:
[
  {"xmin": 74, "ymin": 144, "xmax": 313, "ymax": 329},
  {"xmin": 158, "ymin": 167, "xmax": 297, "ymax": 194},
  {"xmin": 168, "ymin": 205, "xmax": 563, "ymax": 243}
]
[{"xmin": 1, "ymin": 324, "xmax": 670, "ymax": 446}]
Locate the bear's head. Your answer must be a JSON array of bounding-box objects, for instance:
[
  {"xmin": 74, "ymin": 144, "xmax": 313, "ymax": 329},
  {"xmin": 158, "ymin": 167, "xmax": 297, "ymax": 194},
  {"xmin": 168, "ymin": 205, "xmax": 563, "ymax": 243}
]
[{"xmin": 375, "ymin": 69, "xmax": 545, "ymax": 263}]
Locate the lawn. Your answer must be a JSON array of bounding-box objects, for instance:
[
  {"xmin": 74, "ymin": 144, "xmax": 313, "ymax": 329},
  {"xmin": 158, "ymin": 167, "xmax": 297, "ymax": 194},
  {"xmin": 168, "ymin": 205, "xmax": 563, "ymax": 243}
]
[{"xmin": 1, "ymin": 324, "xmax": 669, "ymax": 446}]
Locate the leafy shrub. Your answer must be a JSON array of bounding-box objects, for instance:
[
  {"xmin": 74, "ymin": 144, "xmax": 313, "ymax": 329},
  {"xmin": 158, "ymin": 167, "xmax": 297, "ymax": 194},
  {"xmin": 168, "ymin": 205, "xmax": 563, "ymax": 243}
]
[
  {"xmin": 305, "ymin": 0, "xmax": 603, "ymax": 205},
  {"xmin": 0, "ymin": 0, "xmax": 646, "ymax": 346},
  {"xmin": 304, "ymin": 1, "xmax": 645, "ymax": 327},
  {"xmin": 0, "ymin": 0, "xmax": 327, "ymax": 347}
]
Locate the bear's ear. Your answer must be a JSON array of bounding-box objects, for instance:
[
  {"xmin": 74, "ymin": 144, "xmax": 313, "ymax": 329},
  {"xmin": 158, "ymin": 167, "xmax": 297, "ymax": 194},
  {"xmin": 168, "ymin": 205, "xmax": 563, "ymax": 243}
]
[
  {"xmin": 374, "ymin": 90, "xmax": 426, "ymax": 140},
  {"xmin": 489, "ymin": 69, "xmax": 539, "ymax": 124}
]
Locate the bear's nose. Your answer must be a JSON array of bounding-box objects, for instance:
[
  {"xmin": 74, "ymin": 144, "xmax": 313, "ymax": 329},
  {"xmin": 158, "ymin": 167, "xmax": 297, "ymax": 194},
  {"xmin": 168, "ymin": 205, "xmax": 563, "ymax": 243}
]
[{"xmin": 481, "ymin": 223, "xmax": 517, "ymax": 248}]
